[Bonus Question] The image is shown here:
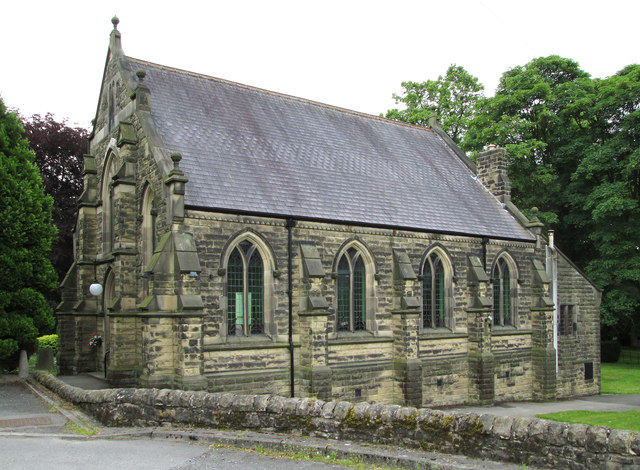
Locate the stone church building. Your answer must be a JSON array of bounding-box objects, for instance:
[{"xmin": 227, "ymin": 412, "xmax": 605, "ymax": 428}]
[{"xmin": 57, "ymin": 19, "xmax": 601, "ymax": 407}]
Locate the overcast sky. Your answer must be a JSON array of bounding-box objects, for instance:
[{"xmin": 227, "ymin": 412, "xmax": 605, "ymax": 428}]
[{"xmin": 2, "ymin": 0, "xmax": 638, "ymax": 128}]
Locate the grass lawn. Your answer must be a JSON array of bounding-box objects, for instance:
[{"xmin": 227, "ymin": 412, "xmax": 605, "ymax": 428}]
[
  {"xmin": 536, "ymin": 409, "xmax": 640, "ymax": 432},
  {"xmin": 601, "ymin": 361, "xmax": 640, "ymax": 394},
  {"xmin": 535, "ymin": 360, "xmax": 640, "ymax": 431}
]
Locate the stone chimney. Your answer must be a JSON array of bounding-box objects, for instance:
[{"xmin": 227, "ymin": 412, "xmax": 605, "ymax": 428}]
[{"xmin": 476, "ymin": 146, "xmax": 511, "ymax": 203}]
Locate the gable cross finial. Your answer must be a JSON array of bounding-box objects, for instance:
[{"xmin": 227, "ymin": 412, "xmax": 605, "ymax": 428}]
[{"xmin": 112, "ymin": 16, "xmax": 120, "ymax": 30}]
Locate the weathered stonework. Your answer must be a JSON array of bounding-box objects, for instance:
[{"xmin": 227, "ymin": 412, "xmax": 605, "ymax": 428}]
[
  {"xmin": 35, "ymin": 372, "xmax": 635, "ymax": 470},
  {"xmin": 57, "ymin": 20, "xmax": 601, "ymax": 408}
]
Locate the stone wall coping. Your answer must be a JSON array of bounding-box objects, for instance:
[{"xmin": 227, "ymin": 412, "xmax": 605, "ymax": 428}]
[{"xmin": 34, "ymin": 372, "xmax": 638, "ymax": 469}]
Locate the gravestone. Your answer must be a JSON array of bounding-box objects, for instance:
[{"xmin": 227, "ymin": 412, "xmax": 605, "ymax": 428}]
[
  {"xmin": 36, "ymin": 348, "xmax": 55, "ymax": 371},
  {"xmin": 18, "ymin": 350, "xmax": 28, "ymax": 378}
]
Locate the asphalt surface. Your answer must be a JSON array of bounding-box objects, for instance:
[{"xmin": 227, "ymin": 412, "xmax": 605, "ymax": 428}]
[{"xmin": 4, "ymin": 372, "xmax": 639, "ymax": 469}]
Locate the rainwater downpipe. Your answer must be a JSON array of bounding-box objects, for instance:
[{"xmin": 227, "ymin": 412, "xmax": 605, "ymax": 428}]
[
  {"xmin": 481, "ymin": 237, "xmax": 489, "ymax": 270},
  {"xmin": 286, "ymin": 217, "xmax": 296, "ymax": 398},
  {"xmin": 547, "ymin": 230, "xmax": 559, "ymax": 375}
]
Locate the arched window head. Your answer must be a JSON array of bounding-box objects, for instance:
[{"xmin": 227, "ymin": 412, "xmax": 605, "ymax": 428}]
[
  {"xmin": 101, "ymin": 153, "xmax": 118, "ymax": 254},
  {"xmin": 227, "ymin": 240, "xmax": 264, "ymax": 336},
  {"xmin": 423, "ymin": 252, "xmax": 446, "ymax": 328},
  {"xmin": 492, "ymin": 255, "xmax": 516, "ymax": 326},
  {"xmin": 337, "ymin": 247, "xmax": 367, "ymax": 332}
]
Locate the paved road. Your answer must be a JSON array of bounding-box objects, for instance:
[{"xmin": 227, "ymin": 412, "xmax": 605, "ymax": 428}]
[
  {"xmin": 0, "ymin": 377, "xmax": 355, "ymax": 470},
  {"xmin": 1, "ymin": 436, "xmax": 362, "ymax": 470}
]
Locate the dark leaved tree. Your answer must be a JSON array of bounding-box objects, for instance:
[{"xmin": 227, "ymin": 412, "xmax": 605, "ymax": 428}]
[{"xmin": 22, "ymin": 113, "xmax": 88, "ymax": 288}]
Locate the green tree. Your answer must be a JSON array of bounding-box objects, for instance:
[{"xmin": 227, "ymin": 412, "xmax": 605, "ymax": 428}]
[
  {"xmin": 22, "ymin": 114, "xmax": 88, "ymax": 285},
  {"xmin": 464, "ymin": 56, "xmax": 596, "ymax": 264},
  {"xmin": 568, "ymin": 65, "xmax": 640, "ymax": 342},
  {"xmin": 0, "ymin": 98, "xmax": 57, "ymax": 364},
  {"xmin": 385, "ymin": 65, "xmax": 484, "ymax": 144}
]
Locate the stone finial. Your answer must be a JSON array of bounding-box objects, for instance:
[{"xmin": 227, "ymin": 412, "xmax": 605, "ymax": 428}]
[
  {"xmin": 167, "ymin": 152, "xmax": 186, "ymax": 180},
  {"xmin": 109, "ymin": 16, "xmax": 123, "ymax": 55},
  {"xmin": 136, "ymin": 70, "xmax": 146, "ymax": 82},
  {"xmin": 171, "ymin": 152, "xmax": 182, "ymax": 167},
  {"xmin": 530, "ymin": 207, "xmax": 541, "ymax": 223},
  {"xmin": 526, "ymin": 206, "xmax": 544, "ymax": 231}
]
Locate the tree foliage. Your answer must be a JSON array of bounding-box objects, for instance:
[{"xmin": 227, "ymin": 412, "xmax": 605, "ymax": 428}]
[
  {"xmin": 385, "ymin": 65, "xmax": 484, "ymax": 144},
  {"xmin": 464, "ymin": 57, "xmax": 640, "ymax": 342},
  {"xmin": 0, "ymin": 98, "xmax": 57, "ymax": 362},
  {"xmin": 567, "ymin": 65, "xmax": 640, "ymax": 341},
  {"xmin": 464, "ymin": 56, "xmax": 594, "ymax": 233},
  {"xmin": 387, "ymin": 57, "xmax": 640, "ymax": 342},
  {"xmin": 22, "ymin": 113, "xmax": 87, "ymax": 283}
]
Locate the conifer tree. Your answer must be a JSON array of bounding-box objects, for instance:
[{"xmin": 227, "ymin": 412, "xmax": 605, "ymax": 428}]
[{"xmin": 0, "ymin": 98, "xmax": 57, "ymax": 364}]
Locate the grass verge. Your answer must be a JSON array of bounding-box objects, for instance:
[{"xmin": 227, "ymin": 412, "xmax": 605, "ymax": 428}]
[
  {"xmin": 212, "ymin": 443, "xmax": 399, "ymax": 469},
  {"xmin": 536, "ymin": 409, "xmax": 640, "ymax": 432},
  {"xmin": 535, "ymin": 361, "xmax": 640, "ymax": 431},
  {"xmin": 601, "ymin": 361, "xmax": 640, "ymax": 394}
]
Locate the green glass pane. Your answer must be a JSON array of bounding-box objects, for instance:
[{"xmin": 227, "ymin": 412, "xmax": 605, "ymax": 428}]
[
  {"xmin": 337, "ymin": 255, "xmax": 350, "ymax": 331},
  {"xmin": 353, "ymin": 256, "xmax": 366, "ymax": 331},
  {"xmin": 227, "ymin": 248, "xmax": 243, "ymax": 335},
  {"xmin": 503, "ymin": 265, "xmax": 511, "ymax": 325},
  {"xmin": 248, "ymin": 249, "xmax": 264, "ymax": 334},
  {"xmin": 492, "ymin": 265, "xmax": 501, "ymax": 322},
  {"xmin": 235, "ymin": 292, "xmax": 244, "ymax": 325},
  {"xmin": 423, "ymin": 262, "xmax": 433, "ymax": 328},
  {"xmin": 435, "ymin": 259, "xmax": 445, "ymax": 327}
]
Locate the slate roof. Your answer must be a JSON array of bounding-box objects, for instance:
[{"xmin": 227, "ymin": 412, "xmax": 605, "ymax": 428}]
[{"xmin": 127, "ymin": 57, "xmax": 534, "ymax": 241}]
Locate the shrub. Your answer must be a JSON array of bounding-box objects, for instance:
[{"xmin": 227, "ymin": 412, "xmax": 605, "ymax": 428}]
[
  {"xmin": 601, "ymin": 340, "xmax": 622, "ymax": 363},
  {"xmin": 37, "ymin": 334, "xmax": 58, "ymax": 355}
]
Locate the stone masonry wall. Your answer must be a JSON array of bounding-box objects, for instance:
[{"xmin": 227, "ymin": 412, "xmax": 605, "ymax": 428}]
[
  {"xmin": 61, "ymin": 42, "xmax": 600, "ymax": 407},
  {"xmin": 556, "ymin": 254, "xmax": 600, "ymax": 398},
  {"xmin": 35, "ymin": 372, "xmax": 639, "ymax": 470},
  {"xmin": 185, "ymin": 210, "xmax": 555, "ymax": 405}
]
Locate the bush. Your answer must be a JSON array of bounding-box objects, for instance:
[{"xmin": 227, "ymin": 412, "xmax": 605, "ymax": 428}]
[
  {"xmin": 601, "ymin": 340, "xmax": 622, "ymax": 363},
  {"xmin": 37, "ymin": 334, "xmax": 58, "ymax": 355}
]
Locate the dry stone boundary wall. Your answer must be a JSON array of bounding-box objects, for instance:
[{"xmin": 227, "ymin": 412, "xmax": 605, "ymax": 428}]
[{"xmin": 35, "ymin": 372, "xmax": 637, "ymax": 469}]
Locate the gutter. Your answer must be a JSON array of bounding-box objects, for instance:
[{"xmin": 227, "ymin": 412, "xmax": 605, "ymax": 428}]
[
  {"xmin": 184, "ymin": 204, "xmax": 535, "ymax": 244},
  {"xmin": 546, "ymin": 230, "xmax": 559, "ymax": 375}
]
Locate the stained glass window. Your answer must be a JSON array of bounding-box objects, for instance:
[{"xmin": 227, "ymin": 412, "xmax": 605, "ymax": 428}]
[
  {"xmin": 337, "ymin": 247, "xmax": 367, "ymax": 332},
  {"xmin": 493, "ymin": 257, "xmax": 513, "ymax": 326},
  {"xmin": 423, "ymin": 253, "xmax": 447, "ymax": 328},
  {"xmin": 227, "ymin": 241, "xmax": 264, "ymax": 336}
]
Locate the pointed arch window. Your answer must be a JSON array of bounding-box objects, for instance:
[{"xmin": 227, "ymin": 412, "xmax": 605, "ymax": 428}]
[
  {"xmin": 337, "ymin": 247, "xmax": 366, "ymax": 332},
  {"xmin": 101, "ymin": 153, "xmax": 118, "ymax": 254},
  {"xmin": 492, "ymin": 256, "xmax": 515, "ymax": 326},
  {"xmin": 227, "ymin": 240, "xmax": 264, "ymax": 336},
  {"xmin": 141, "ymin": 186, "xmax": 156, "ymax": 269},
  {"xmin": 423, "ymin": 252, "xmax": 447, "ymax": 328}
]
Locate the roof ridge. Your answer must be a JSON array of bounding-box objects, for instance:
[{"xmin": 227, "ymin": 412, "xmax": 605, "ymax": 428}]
[{"xmin": 127, "ymin": 56, "xmax": 434, "ymax": 134}]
